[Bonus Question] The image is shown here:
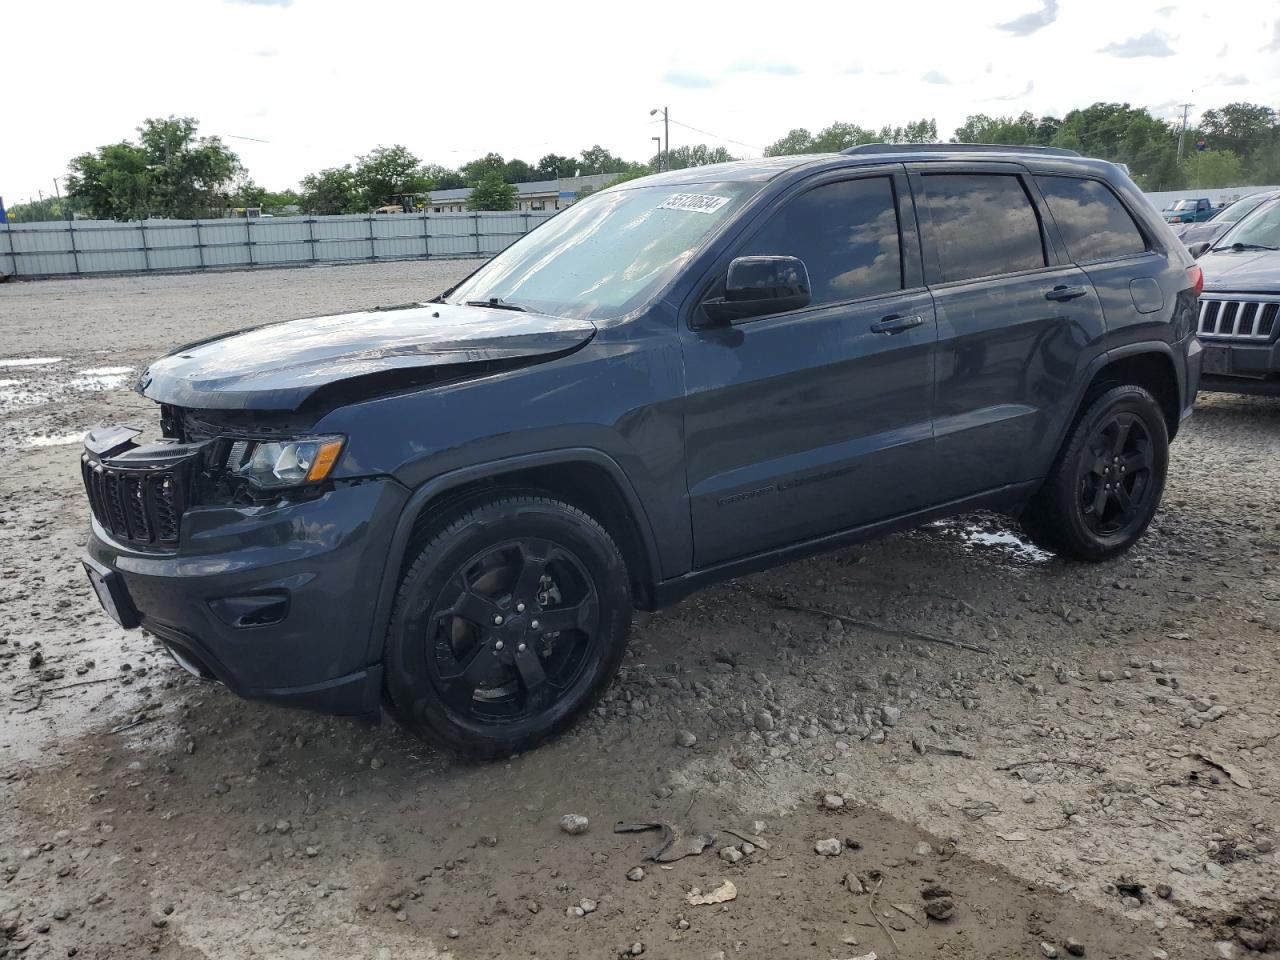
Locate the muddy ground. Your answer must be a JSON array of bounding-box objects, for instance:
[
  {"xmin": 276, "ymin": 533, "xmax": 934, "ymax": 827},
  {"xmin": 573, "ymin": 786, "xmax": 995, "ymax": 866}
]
[{"xmin": 2, "ymin": 260, "xmax": 1278, "ymax": 960}]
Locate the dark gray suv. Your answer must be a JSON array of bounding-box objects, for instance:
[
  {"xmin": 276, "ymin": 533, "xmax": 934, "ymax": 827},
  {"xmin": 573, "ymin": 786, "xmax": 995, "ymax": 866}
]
[{"xmin": 82, "ymin": 145, "xmax": 1203, "ymax": 756}]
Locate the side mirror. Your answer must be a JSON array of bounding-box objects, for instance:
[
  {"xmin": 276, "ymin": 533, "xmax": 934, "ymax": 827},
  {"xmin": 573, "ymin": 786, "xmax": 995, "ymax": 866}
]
[
  {"xmin": 1186, "ymin": 241, "xmax": 1211, "ymax": 259},
  {"xmin": 701, "ymin": 255, "xmax": 811, "ymax": 325}
]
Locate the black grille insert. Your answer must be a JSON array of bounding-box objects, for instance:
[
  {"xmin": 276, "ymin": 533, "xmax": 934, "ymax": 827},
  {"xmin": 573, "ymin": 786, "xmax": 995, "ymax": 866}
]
[{"xmin": 82, "ymin": 440, "xmax": 204, "ymax": 547}]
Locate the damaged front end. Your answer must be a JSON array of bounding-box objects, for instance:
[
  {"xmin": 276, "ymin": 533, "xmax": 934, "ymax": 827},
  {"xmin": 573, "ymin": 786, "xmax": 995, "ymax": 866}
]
[{"xmin": 82, "ymin": 406, "xmax": 347, "ymax": 550}]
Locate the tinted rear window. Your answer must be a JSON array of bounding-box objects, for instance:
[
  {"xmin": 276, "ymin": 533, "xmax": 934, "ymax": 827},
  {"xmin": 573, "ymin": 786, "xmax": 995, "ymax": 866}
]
[
  {"xmin": 1035, "ymin": 176, "xmax": 1147, "ymax": 262},
  {"xmin": 921, "ymin": 174, "xmax": 1046, "ymax": 282},
  {"xmin": 739, "ymin": 177, "xmax": 903, "ymax": 306}
]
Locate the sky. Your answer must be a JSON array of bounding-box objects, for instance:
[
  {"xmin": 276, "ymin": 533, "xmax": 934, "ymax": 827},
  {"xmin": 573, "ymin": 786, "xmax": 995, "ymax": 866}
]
[{"xmin": 3, "ymin": 0, "xmax": 1279, "ymax": 206}]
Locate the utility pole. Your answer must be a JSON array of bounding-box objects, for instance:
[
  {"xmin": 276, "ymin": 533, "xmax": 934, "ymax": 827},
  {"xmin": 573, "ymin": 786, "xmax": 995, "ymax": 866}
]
[
  {"xmin": 650, "ymin": 107, "xmax": 669, "ymax": 173},
  {"xmin": 1176, "ymin": 103, "xmax": 1193, "ymax": 162}
]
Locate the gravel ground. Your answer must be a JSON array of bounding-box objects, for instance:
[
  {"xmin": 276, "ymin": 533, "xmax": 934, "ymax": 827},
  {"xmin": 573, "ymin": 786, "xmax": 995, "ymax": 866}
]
[{"xmin": 2, "ymin": 261, "xmax": 1279, "ymax": 960}]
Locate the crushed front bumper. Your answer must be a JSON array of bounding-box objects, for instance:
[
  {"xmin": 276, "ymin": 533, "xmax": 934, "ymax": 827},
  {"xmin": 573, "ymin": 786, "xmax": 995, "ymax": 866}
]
[{"xmin": 84, "ymin": 475, "xmax": 410, "ymax": 717}]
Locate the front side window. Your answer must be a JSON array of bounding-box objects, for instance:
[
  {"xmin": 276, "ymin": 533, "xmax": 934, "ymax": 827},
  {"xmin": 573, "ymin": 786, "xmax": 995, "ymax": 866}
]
[
  {"xmin": 921, "ymin": 174, "xmax": 1046, "ymax": 282},
  {"xmin": 446, "ymin": 181, "xmax": 759, "ymax": 321},
  {"xmin": 1035, "ymin": 176, "xmax": 1147, "ymax": 262},
  {"xmin": 737, "ymin": 177, "xmax": 903, "ymax": 307}
]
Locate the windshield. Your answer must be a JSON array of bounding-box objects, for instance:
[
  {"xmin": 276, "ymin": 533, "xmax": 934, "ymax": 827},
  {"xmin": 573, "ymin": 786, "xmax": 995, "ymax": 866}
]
[
  {"xmin": 445, "ymin": 181, "xmax": 760, "ymax": 321},
  {"xmin": 1215, "ymin": 198, "xmax": 1280, "ymax": 249},
  {"xmin": 1171, "ymin": 199, "xmax": 1199, "ymax": 211},
  {"xmin": 1217, "ymin": 193, "xmax": 1272, "ymax": 224}
]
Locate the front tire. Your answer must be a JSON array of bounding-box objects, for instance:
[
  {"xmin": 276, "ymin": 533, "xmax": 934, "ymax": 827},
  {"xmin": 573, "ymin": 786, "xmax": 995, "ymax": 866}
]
[
  {"xmin": 383, "ymin": 495, "xmax": 632, "ymax": 759},
  {"xmin": 1020, "ymin": 384, "xmax": 1169, "ymax": 562}
]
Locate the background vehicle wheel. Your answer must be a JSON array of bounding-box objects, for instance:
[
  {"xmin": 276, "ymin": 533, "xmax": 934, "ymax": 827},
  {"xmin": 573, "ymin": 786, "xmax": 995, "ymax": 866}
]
[
  {"xmin": 383, "ymin": 495, "xmax": 632, "ymax": 758},
  {"xmin": 1020, "ymin": 384, "xmax": 1169, "ymax": 562}
]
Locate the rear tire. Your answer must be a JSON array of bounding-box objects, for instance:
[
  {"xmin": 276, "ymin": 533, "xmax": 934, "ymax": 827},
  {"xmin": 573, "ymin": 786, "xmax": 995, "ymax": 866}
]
[
  {"xmin": 1020, "ymin": 384, "xmax": 1169, "ymax": 562},
  {"xmin": 383, "ymin": 495, "xmax": 631, "ymax": 759}
]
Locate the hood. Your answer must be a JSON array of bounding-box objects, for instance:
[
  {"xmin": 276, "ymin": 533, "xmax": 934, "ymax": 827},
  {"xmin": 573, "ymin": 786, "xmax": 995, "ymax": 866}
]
[
  {"xmin": 138, "ymin": 302, "xmax": 596, "ymax": 411},
  {"xmin": 1199, "ymin": 248, "xmax": 1280, "ymax": 296},
  {"xmin": 1178, "ymin": 221, "xmax": 1229, "ymax": 245}
]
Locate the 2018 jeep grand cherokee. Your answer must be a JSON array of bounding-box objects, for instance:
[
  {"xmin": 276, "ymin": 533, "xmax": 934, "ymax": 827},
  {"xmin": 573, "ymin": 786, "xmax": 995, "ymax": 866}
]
[{"xmin": 81, "ymin": 144, "xmax": 1203, "ymax": 757}]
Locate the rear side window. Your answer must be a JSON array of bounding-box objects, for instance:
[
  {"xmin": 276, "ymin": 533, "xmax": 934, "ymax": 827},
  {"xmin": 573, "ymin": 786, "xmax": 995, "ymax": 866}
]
[
  {"xmin": 920, "ymin": 174, "xmax": 1046, "ymax": 282},
  {"xmin": 739, "ymin": 177, "xmax": 902, "ymax": 307},
  {"xmin": 1035, "ymin": 176, "xmax": 1148, "ymax": 262}
]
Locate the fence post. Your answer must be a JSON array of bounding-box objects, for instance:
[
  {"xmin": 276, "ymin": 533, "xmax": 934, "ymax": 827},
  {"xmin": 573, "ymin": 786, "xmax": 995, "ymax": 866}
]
[
  {"xmin": 195, "ymin": 220, "xmax": 206, "ymax": 269},
  {"xmin": 139, "ymin": 220, "xmax": 150, "ymax": 272},
  {"xmin": 422, "ymin": 210, "xmax": 430, "ymax": 259},
  {"xmin": 368, "ymin": 216, "xmax": 377, "ymax": 261},
  {"xmin": 67, "ymin": 220, "xmax": 82, "ymax": 275},
  {"xmin": 473, "ymin": 212, "xmax": 481, "ymax": 256},
  {"xmin": 523, "ymin": 211, "xmax": 530, "ymax": 237},
  {"xmin": 4, "ymin": 219, "xmax": 19, "ymax": 278},
  {"xmin": 245, "ymin": 216, "xmax": 254, "ymax": 267},
  {"xmin": 306, "ymin": 217, "xmax": 317, "ymax": 264}
]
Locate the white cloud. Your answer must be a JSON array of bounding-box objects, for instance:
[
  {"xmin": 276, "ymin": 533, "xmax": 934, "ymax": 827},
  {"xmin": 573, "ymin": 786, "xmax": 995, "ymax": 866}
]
[
  {"xmin": 995, "ymin": 0, "xmax": 1059, "ymax": 36},
  {"xmin": 1099, "ymin": 30, "xmax": 1177, "ymax": 57}
]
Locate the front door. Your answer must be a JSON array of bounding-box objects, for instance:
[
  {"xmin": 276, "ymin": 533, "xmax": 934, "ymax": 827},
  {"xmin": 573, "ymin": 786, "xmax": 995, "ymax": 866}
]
[{"xmin": 680, "ymin": 169, "xmax": 938, "ymax": 568}]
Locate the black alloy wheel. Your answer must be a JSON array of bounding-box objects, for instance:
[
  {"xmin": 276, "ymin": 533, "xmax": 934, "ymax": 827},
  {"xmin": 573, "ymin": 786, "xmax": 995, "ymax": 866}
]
[
  {"xmin": 1020, "ymin": 383, "xmax": 1169, "ymax": 562},
  {"xmin": 427, "ymin": 537, "xmax": 600, "ymax": 724},
  {"xmin": 383, "ymin": 495, "xmax": 632, "ymax": 758},
  {"xmin": 1076, "ymin": 411, "xmax": 1156, "ymax": 539}
]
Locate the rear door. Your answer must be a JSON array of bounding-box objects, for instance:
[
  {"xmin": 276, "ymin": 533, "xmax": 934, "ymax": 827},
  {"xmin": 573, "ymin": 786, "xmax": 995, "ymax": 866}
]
[
  {"xmin": 909, "ymin": 163, "xmax": 1108, "ymax": 496},
  {"xmin": 1032, "ymin": 173, "xmax": 1169, "ymax": 346},
  {"xmin": 680, "ymin": 166, "xmax": 938, "ymax": 567}
]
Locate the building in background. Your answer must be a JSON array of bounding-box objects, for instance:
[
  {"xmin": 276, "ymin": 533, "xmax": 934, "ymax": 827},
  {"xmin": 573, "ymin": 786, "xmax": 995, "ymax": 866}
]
[{"xmin": 427, "ymin": 174, "xmax": 623, "ymax": 213}]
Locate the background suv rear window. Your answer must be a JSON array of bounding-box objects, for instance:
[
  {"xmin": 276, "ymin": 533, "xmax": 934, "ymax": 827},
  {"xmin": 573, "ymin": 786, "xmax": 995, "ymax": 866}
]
[
  {"xmin": 921, "ymin": 174, "xmax": 1046, "ymax": 282},
  {"xmin": 1035, "ymin": 176, "xmax": 1147, "ymax": 262},
  {"xmin": 739, "ymin": 177, "xmax": 903, "ymax": 307}
]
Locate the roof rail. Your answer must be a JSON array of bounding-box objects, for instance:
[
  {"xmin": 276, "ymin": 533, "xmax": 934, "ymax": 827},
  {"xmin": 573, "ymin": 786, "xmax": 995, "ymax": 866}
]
[{"xmin": 841, "ymin": 143, "xmax": 1081, "ymax": 157}]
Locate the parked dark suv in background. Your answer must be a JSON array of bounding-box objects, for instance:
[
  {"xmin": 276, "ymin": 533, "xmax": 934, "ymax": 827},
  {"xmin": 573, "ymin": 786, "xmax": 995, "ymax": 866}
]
[{"xmin": 82, "ymin": 144, "xmax": 1202, "ymax": 757}]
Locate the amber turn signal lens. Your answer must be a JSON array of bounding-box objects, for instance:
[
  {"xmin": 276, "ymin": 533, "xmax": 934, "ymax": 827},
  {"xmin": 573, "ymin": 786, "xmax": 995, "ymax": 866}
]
[{"xmin": 306, "ymin": 439, "xmax": 344, "ymax": 482}]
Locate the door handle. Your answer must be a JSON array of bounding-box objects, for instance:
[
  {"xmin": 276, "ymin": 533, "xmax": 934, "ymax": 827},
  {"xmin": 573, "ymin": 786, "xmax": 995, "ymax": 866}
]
[
  {"xmin": 870, "ymin": 313, "xmax": 924, "ymax": 334},
  {"xmin": 1044, "ymin": 284, "xmax": 1088, "ymax": 302}
]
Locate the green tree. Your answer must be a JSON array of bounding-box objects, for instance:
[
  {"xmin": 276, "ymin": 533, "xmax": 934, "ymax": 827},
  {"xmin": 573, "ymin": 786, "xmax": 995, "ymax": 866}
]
[
  {"xmin": 764, "ymin": 128, "xmax": 816, "ymax": 156},
  {"xmin": 67, "ymin": 117, "xmax": 242, "ymax": 220},
  {"xmin": 503, "ymin": 158, "xmax": 537, "ymax": 183},
  {"xmin": 299, "ymin": 165, "xmax": 359, "ymax": 214},
  {"xmin": 5, "ymin": 197, "xmax": 73, "ymax": 222},
  {"xmin": 650, "ymin": 144, "xmax": 735, "ymax": 171},
  {"xmin": 878, "ymin": 118, "xmax": 937, "ymax": 143},
  {"xmin": 423, "ymin": 164, "xmax": 467, "ymax": 190},
  {"xmin": 353, "ymin": 145, "xmax": 428, "ymax": 209},
  {"xmin": 536, "ymin": 153, "xmax": 576, "ymax": 179},
  {"xmin": 578, "ymin": 145, "xmax": 628, "ymax": 175},
  {"xmin": 67, "ymin": 142, "xmax": 152, "ymax": 220},
  {"xmin": 1182, "ymin": 149, "xmax": 1244, "ymax": 189},
  {"xmin": 460, "ymin": 152, "xmax": 507, "ymax": 184},
  {"xmin": 466, "ymin": 172, "xmax": 517, "ymax": 211}
]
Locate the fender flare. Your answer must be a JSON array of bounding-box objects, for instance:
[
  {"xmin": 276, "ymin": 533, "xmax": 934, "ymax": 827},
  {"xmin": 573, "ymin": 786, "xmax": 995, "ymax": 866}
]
[
  {"xmin": 364, "ymin": 447, "xmax": 663, "ymax": 665},
  {"xmin": 1050, "ymin": 340, "xmax": 1183, "ymax": 458}
]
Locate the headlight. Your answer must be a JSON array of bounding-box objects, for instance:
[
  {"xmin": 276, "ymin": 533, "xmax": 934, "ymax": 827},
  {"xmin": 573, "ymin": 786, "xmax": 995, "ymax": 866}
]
[{"xmin": 228, "ymin": 435, "xmax": 345, "ymax": 489}]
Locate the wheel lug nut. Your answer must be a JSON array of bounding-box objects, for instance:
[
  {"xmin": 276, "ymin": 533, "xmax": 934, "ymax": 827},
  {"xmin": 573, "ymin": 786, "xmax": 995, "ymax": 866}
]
[
  {"xmin": 494, "ymin": 640, "xmax": 504, "ymax": 651},
  {"xmin": 493, "ymin": 615, "xmax": 504, "ymax": 626},
  {"xmin": 516, "ymin": 602, "xmax": 526, "ymax": 613},
  {"xmin": 530, "ymin": 620, "xmax": 540, "ymax": 630},
  {"xmin": 517, "ymin": 643, "xmax": 527, "ymax": 653}
]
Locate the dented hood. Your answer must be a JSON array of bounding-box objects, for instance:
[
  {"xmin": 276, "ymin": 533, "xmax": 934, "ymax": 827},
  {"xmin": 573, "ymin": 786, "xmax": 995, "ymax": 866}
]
[{"xmin": 137, "ymin": 302, "xmax": 596, "ymax": 411}]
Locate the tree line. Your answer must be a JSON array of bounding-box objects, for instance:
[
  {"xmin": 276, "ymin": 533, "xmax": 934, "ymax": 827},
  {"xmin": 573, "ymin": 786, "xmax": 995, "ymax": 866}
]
[{"xmin": 8, "ymin": 102, "xmax": 1276, "ymax": 223}]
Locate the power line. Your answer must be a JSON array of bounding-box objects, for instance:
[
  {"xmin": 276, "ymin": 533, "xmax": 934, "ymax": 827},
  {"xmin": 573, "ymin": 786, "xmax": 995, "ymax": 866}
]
[{"xmin": 661, "ymin": 118, "xmax": 765, "ymax": 153}]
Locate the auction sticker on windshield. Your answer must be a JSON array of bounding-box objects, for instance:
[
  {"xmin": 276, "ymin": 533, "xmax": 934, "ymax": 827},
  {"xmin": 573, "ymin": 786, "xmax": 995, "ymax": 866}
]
[{"xmin": 658, "ymin": 193, "xmax": 731, "ymax": 214}]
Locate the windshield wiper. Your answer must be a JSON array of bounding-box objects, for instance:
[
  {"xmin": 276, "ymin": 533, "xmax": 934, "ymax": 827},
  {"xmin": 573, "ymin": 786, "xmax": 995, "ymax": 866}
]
[
  {"xmin": 1223, "ymin": 242, "xmax": 1278, "ymax": 252},
  {"xmin": 465, "ymin": 297, "xmax": 528, "ymax": 312}
]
